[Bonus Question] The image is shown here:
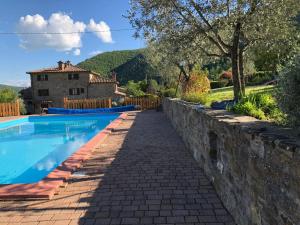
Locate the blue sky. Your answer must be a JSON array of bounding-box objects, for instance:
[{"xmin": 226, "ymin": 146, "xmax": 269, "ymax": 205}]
[{"xmin": 0, "ymin": 0, "xmax": 145, "ymax": 86}]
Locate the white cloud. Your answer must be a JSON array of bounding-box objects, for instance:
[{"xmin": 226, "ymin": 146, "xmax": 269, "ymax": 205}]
[
  {"xmin": 87, "ymin": 19, "xmax": 113, "ymax": 43},
  {"xmin": 89, "ymin": 50, "xmax": 103, "ymax": 56},
  {"xmin": 73, "ymin": 48, "xmax": 80, "ymax": 56},
  {"xmin": 17, "ymin": 13, "xmax": 86, "ymax": 51},
  {"xmin": 17, "ymin": 13, "xmax": 114, "ymax": 52}
]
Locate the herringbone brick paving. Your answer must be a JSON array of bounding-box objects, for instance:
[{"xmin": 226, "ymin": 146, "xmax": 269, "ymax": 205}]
[{"xmin": 0, "ymin": 111, "xmax": 235, "ymax": 225}]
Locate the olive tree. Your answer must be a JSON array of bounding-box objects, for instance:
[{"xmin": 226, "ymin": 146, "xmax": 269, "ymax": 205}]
[{"xmin": 128, "ymin": 0, "xmax": 300, "ymax": 101}]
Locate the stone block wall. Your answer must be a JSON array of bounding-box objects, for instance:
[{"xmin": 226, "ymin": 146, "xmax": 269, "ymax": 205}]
[
  {"xmin": 88, "ymin": 83, "xmax": 117, "ymax": 99},
  {"xmin": 163, "ymin": 98, "xmax": 300, "ymax": 225}
]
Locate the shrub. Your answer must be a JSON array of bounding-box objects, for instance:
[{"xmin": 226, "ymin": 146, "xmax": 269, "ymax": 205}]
[
  {"xmin": 219, "ymin": 71, "xmax": 232, "ymax": 80},
  {"xmin": 181, "ymin": 69, "xmax": 210, "ymax": 105},
  {"xmin": 184, "ymin": 69, "xmax": 211, "ymax": 94},
  {"xmin": 0, "ymin": 88, "xmax": 18, "ymax": 103},
  {"xmin": 161, "ymin": 88, "xmax": 178, "ymax": 97},
  {"xmin": 247, "ymin": 71, "xmax": 274, "ymax": 85},
  {"xmin": 232, "ymin": 100, "xmax": 266, "ymax": 120},
  {"xmin": 125, "ymin": 80, "xmax": 145, "ymax": 97},
  {"xmin": 147, "ymin": 79, "xmax": 159, "ymax": 94},
  {"xmin": 276, "ymin": 55, "xmax": 300, "ymax": 126},
  {"xmin": 231, "ymin": 92, "xmax": 284, "ymax": 122},
  {"xmin": 181, "ymin": 92, "xmax": 209, "ymax": 105},
  {"xmin": 210, "ymin": 80, "xmax": 229, "ymax": 89},
  {"xmin": 19, "ymin": 99, "xmax": 27, "ymax": 115}
]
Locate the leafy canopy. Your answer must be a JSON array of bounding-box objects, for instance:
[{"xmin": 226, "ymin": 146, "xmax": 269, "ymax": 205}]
[{"xmin": 0, "ymin": 88, "xmax": 18, "ymax": 103}]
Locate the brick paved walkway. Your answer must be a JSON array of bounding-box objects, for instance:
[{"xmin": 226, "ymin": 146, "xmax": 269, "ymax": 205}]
[{"xmin": 0, "ymin": 111, "xmax": 235, "ymax": 225}]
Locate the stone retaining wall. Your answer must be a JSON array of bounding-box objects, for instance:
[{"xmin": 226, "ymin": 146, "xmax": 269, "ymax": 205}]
[{"xmin": 163, "ymin": 98, "xmax": 300, "ymax": 225}]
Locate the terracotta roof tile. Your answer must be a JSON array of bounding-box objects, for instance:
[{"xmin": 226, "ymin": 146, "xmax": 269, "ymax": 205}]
[
  {"xmin": 89, "ymin": 75, "xmax": 116, "ymax": 84},
  {"xmin": 27, "ymin": 64, "xmax": 89, "ymax": 74}
]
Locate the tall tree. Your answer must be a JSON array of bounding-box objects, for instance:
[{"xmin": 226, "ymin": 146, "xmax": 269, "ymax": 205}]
[
  {"xmin": 128, "ymin": 0, "xmax": 300, "ymax": 101},
  {"xmin": 145, "ymin": 37, "xmax": 207, "ymax": 90}
]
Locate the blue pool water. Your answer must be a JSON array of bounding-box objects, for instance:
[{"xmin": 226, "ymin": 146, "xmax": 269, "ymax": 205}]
[{"xmin": 0, "ymin": 114, "xmax": 119, "ymax": 184}]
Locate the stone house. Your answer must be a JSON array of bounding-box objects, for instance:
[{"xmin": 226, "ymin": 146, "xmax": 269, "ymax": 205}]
[{"xmin": 26, "ymin": 61, "xmax": 125, "ymax": 113}]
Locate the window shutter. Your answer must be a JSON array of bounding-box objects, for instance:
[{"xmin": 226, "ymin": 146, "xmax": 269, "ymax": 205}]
[
  {"xmin": 37, "ymin": 75, "xmax": 41, "ymax": 81},
  {"xmin": 68, "ymin": 74, "xmax": 72, "ymax": 80},
  {"xmin": 69, "ymin": 89, "xmax": 72, "ymax": 95}
]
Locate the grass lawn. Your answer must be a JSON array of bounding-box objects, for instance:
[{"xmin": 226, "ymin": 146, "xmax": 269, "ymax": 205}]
[{"xmin": 205, "ymin": 85, "xmax": 275, "ymax": 106}]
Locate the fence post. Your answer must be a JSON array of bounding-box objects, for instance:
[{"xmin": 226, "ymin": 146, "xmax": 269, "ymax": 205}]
[
  {"xmin": 16, "ymin": 100, "xmax": 20, "ymax": 116},
  {"xmin": 108, "ymin": 98, "xmax": 112, "ymax": 108}
]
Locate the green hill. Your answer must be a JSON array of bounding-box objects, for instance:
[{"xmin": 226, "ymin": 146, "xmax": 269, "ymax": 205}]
[
  {"xmin": 77, "ymin": 49, "xmax": 159, "ymax": 85},
  {"xmin": 0, "ymin": 84, "xmax": 24, "ymax": 92}
]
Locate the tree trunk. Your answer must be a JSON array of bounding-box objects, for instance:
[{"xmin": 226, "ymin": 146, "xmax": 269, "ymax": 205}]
[
  {"xmin": 175, "ymin": 71, "xmax": 182, "ymax": 96},
  {"xmin": 231, "ymin": 22, "xmax": 243, "ymax": 101},
  {"xmin": 239, "ymin": 50, "xmax": 246, "ymax": 96}
]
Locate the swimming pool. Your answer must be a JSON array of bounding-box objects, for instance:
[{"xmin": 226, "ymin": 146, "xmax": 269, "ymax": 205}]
[{"xmin": 0, "ymin": 114, "xmax": 119, "ymax": 184}]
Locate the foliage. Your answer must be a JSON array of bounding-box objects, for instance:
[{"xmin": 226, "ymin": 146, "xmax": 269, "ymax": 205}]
[
  {"xmin": 276, "ymin": 55, "xmax": 300, "ymax": 126},
  {"xmin": 125, "ymin": 81, "xmax": 145, "ymax": 97},
  {"xmin": 0, "ymin": 88, "xmax": 26, "ymax": 114},
  {"xmin": 0, "ymin": 88, "xmax": 18, "ymax": 103},
  {"xmin": 125, "ymin": 79, "xmax": 161, "ymax": 97},
  {"xmin": 181, "ymin": 68, "xmax": 210, "ymax": 105},
  {"xmin": 181, "ymin": 92, "xmax": 209, "ymax": 105},
  {"xmin": 231, "ymin": 93, "xmax": 284, "ymax": 121},
  {"xmin": 247, "ymin": 71, "xmax": 274, "ymax": 86},
  {"xmin": 114, "ymin": 54, "xmax": 160, "ymax": 85},
  {"xmin": 220, "ymin": 71, "xmax": 233, "ymax": 80},
  {"xmin": 161, "ymin": 88, "xmax": 178, "ymax": 98},
  {"xmin": 19, "ymin": 99, "xmax": 27, "ymax": 115},
  {"xmin": 147, "ymin": 79, "xmax": 159, "ymax": 94},
  {"xmin": 184, "ymin": 69, "xmax": 210, "ymax": 94},
  {"xmin": 128, "ymin": 0, "xmax": 300, "ymax": 100},
  {"xmin": 233, "ymin": 101, "xmax": 266, "ymax": 120},
  {"xmin": 203, "ymin": 58, "xmax": 231, "ymax": 81},
  {"xmin": 210, "ymin": 80, "xmax": 229, "ymax": 89},
  {"xmin": 138, "ymin": 80, "xmax": 148, "ymax": 92},
  {"xmin": 77, "ymin": 49, "xmax": 160, "ymax": 85}
]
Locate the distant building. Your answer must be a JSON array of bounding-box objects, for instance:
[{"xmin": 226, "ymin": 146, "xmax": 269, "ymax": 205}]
[{"xmin": 26, "ymin": 61, "xmax": 125, "ymax": 113}]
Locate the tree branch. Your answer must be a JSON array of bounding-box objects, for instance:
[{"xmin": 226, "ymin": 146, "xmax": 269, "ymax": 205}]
[
  {"xmin": 169, "ymin": 0, "xmax": 229, "ymax": 55},
  {"xmin": 198, "ymin": 46, "xmax": 224, "ymax": 58},
  {"xmin": 189, "ymin": 0, "xmax": 231, "ymax": 49}
]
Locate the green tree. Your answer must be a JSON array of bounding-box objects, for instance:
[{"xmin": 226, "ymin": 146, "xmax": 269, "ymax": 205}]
[
  {"xmin": 126, "ymin": 80, "xmax": 145, "ymax": 97},
  {"xmin": 128, "ymin": 0, "xmax": 300, "ymax": 101},
  {"xmin": 0, "ymin": 88, "xmax": 18, "ymax": 103},
  {"xmin": 276, "ymin": 55, "xmax": 300, "ymax": 126}
]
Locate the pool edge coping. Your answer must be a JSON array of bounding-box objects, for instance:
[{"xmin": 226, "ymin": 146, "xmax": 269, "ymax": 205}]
[{"xmin": 0, "ymin": 112, "xmax": 127, "ymax": 200}]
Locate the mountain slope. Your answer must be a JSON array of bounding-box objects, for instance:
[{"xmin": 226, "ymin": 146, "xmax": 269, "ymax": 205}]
[
  {"xmin": 77, "ymin": 49, "xmax": 159, "ymax": 85},
  {"xmin": 0, "ymin": 84, "xmax": 24, "ymax": 92}
]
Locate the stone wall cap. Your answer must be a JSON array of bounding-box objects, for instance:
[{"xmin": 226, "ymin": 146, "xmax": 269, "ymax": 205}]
[{"xmin": 164, "ymin": 97, "xmax": 300, "ymax": 151}]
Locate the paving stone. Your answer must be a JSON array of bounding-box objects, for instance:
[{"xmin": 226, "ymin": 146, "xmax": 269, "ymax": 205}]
[{"xmin": 0, "ymin": 111, "xmax": 235, "ymax": 225}]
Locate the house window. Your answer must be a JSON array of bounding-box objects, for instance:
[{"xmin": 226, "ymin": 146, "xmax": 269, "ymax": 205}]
[
  {"xmin": 37, "ymin": 74, "xmax": 48, "ymax": 81},
  {"xmin": 68, "ymin": 74, "xmax": 79, "ymax": 80},
  {"xmin": 38, "ymin": 89, "xmax": 49, "ymax": 96},
  {"xmin": 69, "ymin": 88, "xmax": 84, "ymax": 95}
]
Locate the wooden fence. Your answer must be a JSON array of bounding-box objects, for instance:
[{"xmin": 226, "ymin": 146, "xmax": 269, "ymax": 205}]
[
  {"xmin": 64, "ymin": 97, "xmax": 112, "ymax": 109},
  {"xmin": 63, "ymin": 96, "xmax": 161, "ymax": 110},
  {"xmin": 0, "ymin": 101, "xmax": 20, "ymax": 117},
  {"xmin": 124, "ymin": 96, "xmax": 161, "ymax": 110}
]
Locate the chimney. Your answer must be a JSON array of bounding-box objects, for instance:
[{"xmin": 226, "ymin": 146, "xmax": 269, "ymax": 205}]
[
  {"xmin": 111, "ymin": 71, "xmax": 117, "ymax": 82},
  {"xmin": 65, "ymin": 60, "xmax": 71, "ymax": 68},
  {"xmin": 58, "ymin": 61, "xmax": 64, "ymax": 70}
]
